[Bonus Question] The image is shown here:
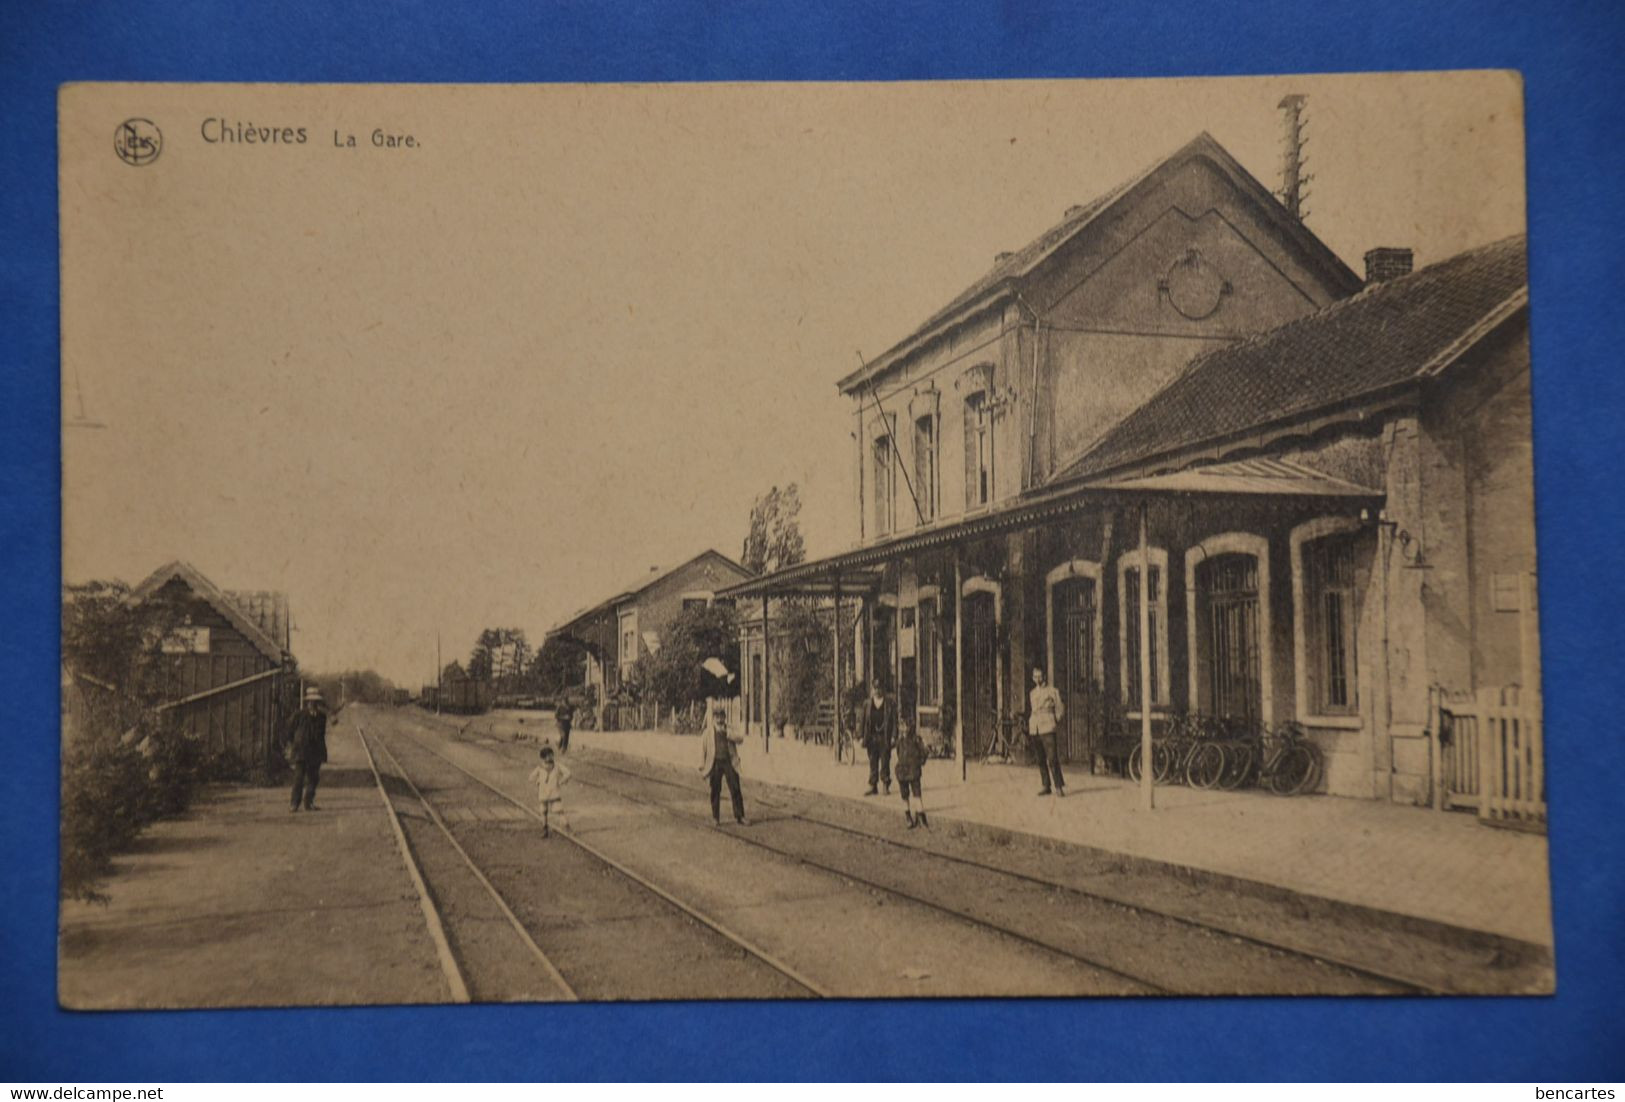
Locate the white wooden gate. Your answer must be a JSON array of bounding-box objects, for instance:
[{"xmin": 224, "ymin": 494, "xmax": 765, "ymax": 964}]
[{"xmin": 1432, "ymin": 685, "xmax": 1545, "ymax": 829}]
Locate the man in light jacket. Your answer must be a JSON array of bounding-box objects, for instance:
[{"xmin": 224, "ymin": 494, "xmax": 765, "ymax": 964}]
[
  {"xmin": 1027, "ymin": 666, "xmax": 1066, "ymax": 798},
  {"xmin": 698, "ymin": 699, "xmax": 746, "ymax": 825}
]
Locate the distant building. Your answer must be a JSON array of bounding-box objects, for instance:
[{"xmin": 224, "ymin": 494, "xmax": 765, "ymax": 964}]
[{"xmin": 546, "ymin": 550, "xmax": 753, "ymax": 705}]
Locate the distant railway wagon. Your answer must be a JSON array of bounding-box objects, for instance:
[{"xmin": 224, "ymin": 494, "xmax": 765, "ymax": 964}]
[
  {"xmin": 437, "ymin": 678, "xmax": 492, "ymax": 715},
  {"xmin": 393, "ymin": 688, "xmax": 411, "ymax": 707},
  {"xmin": 419, "ymin": 685, "xmax": 439, "ymax": 710}
]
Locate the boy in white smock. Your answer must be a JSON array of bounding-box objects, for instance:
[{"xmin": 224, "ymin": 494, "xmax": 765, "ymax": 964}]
[{"xmin": 529, "ymin": 744, "xmax": 572, "ymax": 837}]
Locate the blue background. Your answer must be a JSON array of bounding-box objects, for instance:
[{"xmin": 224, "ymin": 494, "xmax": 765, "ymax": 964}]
[{"xmin": 3, "ymin": 0, "xmax": 1622, "ymax": 1082}]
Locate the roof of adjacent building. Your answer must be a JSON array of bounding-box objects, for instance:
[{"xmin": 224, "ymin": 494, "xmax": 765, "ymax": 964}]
[
  {"xmin": 836, "ymin": 131, "xmax": 1361, "ymax": 394},
  {"xmin": 547, "ymin": 549, "xmax": 753, "ymax": 638},
  {"xmin": 1055, "ymin": 233, "xmax": 1530, "ymax": 483},
  {"xmin": 129, "ymin": 561, "xmax": 290, "ymax": 663}
]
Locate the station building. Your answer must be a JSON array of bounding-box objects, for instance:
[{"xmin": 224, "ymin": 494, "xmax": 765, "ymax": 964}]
[{"xmin": 721, "ymin": 132, "xmax": 1537, "ymax": 813}]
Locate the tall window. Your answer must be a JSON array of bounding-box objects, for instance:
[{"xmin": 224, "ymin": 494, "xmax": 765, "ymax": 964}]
[
  {"xmin": 1120, "ymin": 557, "xmax": 1169, "ymax": 710},
  {"xmin": 916, "ymin": 597, "xmax": 940, "ymax": 707},
  {"xmin": 873, "ymin": 435, "xmax": 894, "ymax": 536},
  {"xmin": 1304, "ymin": 534, "xmax": 1358, "ymax": 714},
  {"xmin": 913, "ymin": 414, "xmax": 937, "ymax": 524},
  {"xmin": 618, "ymin": 609, "xmax": 639, "ymax": 680},
  {"xmin": 1198, "ymin": 554, "xmax": 1262, "ymax": 721},
  {"xmin": 964, "ymin": 392, "xmax": 991, "ymax": 509}
]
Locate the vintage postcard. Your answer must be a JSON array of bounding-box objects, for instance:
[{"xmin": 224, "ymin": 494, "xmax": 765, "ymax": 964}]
[{"xmin": 60, "ymin": 74, "xmax": 1550, "ymax": 1008}]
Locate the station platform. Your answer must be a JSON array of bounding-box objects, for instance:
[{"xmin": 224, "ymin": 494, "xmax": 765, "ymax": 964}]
[
  {"xmin": 57, "ymin": 713, "xmax": 447, "ymax": 1009},
  {"xmin": 478, "ymin": 710, "xmax": 1553, "ymax": 948}
]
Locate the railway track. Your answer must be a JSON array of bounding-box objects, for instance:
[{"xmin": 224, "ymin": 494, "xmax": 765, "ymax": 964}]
[
  {"xmin": 387, "ymin": 722, "xmax": 1434, "ymax": 996},
  {"xmin": 358, "ymin": 723, "xmax": 824, "ymax": 1002},
  {"xmin": 567, "ymin": 754, "xmax": 1448, "ymax": 996}
]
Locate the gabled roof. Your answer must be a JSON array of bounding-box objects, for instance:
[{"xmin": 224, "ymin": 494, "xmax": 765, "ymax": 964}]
[
  {"xmin": 837, "ymin": 131, "xmax": 1361, "ymax": 393},
  {"xmin": 1056, "ymin": 234, "xmax": 1530, "ymax": 484},
  {"xmin": 129, "ymin": 561, "xmax": 289, "ymax": 663},
  {"xmin": 547, "ymin": 549, "xmax": 754, "ymax": 638},
  {"xmin": 224, "ymin": 589, "xmax": 291, "ymax": 652}
]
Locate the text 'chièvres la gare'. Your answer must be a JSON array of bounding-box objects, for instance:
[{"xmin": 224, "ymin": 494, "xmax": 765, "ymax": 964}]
[{"xmin": 198, "ymin": 118, "xmax": 418, "ymax": 149}]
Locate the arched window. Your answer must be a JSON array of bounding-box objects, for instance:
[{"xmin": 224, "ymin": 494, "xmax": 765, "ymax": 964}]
[
  {"xmin": 872, "ymin": 433, "xmax": 895, "ymax": 536},
  {"xmin": 1291, "ymin": 517, "xmax": 1367, "ymax": 722},
  {"xmin": 914, "ymin": 414, "xmax": 937, "ymax": 523},
  {"xmin": 964, "ymin": 391, "xmax": 991, "ymax": 509},
  {"xmin": 1186, "ymin": 533, "xmax": 1272, "ymax": 727}
]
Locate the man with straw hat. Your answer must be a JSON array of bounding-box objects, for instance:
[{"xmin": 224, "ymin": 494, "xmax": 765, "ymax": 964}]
[{"xmin": 284, "ymin": 686, "xmax": 330, "ymax": 813}]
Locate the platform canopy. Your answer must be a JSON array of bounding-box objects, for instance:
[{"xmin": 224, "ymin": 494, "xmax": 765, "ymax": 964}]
[{"xmin": 717, "ymin": 456, "xmax": 1382, "ymax": 602}]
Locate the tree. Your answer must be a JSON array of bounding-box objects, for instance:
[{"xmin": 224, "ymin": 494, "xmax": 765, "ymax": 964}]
[
  {"xmin": 641, "ymin": 603, "xmax": 740, "ymax": 713},
  {"xmin": 771, "ymin": 601, "xmax": 830, "ymax": 732},
  {"xmin": 531, "ymin": 636, "xmax": 586, "ymax": 696},
  {"xmin": 470, "ymin": 628, "xmax": 531, "ymax": 693},
  {"xmin": 742, "ymin": 483, "xmax": 806, "ymax": 576}
]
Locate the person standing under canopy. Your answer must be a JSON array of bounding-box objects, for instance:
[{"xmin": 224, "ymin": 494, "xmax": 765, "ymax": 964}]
[
  {"xmin": 859, "ymin": 681, "xmax": 898, "ymax": 797},
  {"xmin": 1027, "ymin": 665, "xmax": 1066, "ymax": 798}
]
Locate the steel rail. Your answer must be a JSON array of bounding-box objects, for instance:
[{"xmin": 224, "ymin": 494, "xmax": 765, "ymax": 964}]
[
  {"xmin": 355, "ymin": 723, "xmax": 471, "ymax": 1003},
  {"xmin": 574, "ymin": 754, "xmax": 1439, "ymax": 996},
  {"xmin": 365, "ymin": 726, "xmax": 579, "ymax": 1002},
  {"xmin": 562, "ymin": 767, "xmax": 1166, "ymax": 995},
  {"xmin": 388, "ymin": 727, "xmax": 829, "ymax": 999}
]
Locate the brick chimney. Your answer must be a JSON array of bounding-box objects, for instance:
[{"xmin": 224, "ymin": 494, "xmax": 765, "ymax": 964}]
[{"xmin": 1364, "ymin": 247, "xmax": 1414, "ymax": 284}]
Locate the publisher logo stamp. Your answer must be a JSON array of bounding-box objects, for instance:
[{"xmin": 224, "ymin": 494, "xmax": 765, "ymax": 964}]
[{"xmin": 114, "ymin": 119, "xmax": 162, "ymax": 166}]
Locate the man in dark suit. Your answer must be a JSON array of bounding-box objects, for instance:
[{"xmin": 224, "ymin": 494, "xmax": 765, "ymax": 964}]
[
  {"xmin": 284, "ymin": 687, "xmax": 329, "ymax": 813},
  {"xmin": 858, "ymin": 681, "xmax": 897, "ymax": 796}
]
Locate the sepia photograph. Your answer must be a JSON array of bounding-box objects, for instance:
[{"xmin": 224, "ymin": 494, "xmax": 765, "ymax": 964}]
[{"xmin": 58, "ymin": 72, "xmax": 1550, "ymax": 1009}]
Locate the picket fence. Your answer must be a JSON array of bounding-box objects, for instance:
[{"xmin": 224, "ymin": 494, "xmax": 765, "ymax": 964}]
[{"xmin": 1432, "ymin": 684, "xmax": 1545, "ymax": 829}]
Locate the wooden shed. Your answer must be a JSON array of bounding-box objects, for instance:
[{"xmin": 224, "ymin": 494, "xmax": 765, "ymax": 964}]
[{"xmin": 130, "ymin": 561, "xmax": 298, "ymax": 770}]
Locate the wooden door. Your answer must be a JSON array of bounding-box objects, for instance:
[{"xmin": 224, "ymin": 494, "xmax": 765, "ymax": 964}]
[
  {"xmin": 963, "ymin": 591, "xmax": 997, "ymax": 755},
  {"xmin": 1053, "ymin": 577, "xmax": 1098, "ymax": 763},
  {"xmin": 1198, "ymin": 553, "xmax": 1262, "ymax": 722}
]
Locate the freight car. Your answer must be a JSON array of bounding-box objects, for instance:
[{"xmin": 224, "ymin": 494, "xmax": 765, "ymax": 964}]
[{"xmin": 437, "ymin": 677, "xmax": 492, "ymax": 715}]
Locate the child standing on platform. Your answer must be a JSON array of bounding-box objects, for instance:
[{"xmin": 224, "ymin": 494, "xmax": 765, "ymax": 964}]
[
  {"xmin": 529, "ymin": 744, "xmax": 572, "ymax": 837},
  {"xmin": 894, "ymin": 719, "xmax": 929, "ymax": 829}
]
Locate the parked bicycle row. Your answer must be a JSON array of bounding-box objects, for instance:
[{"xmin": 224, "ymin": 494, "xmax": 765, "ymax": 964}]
[{"xmin": 1115, "ymin": 713, "xmax": 1325, "ymax": 796}]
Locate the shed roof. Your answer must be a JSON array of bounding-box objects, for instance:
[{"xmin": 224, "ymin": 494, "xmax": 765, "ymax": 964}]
[
  {"xmin": 1056, "ymin": 234, "xmax": 1530, "ymax": 483},
  {"xmin": 224, "ymin": 590, "xmax": 291, "ymax": 652},
  {"xmin": 130, "ymin": 561, "xmax": 290, "ymax": 663}
]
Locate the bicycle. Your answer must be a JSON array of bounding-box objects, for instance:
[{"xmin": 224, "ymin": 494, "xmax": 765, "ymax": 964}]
[
  {"xmin": 1237, "ymin": 720, "xmax": 1323, "ymax": 795},
  {"xmin": 835, "ymin": 715, "xmax": 859, "ymax": 766}
]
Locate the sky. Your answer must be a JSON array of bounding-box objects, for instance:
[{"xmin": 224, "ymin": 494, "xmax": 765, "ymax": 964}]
[{"xmin": 60, "ymin": 72, "xmax": 1527, "ymax": 686}]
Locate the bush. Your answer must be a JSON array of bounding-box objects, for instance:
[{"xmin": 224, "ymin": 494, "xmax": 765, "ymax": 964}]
[
  {"xmin": 60, "ymin": 727, "xmax": 152, "ymax": 903},
  {"xmin": 60, "ymin": 580, "xmax": 244, "ymax": 902}
]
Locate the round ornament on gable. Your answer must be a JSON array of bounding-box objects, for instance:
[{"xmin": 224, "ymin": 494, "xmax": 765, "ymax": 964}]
[{"xmin": 1160, "ymin": 249, "xmax": 1231, "ymax": 320}]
